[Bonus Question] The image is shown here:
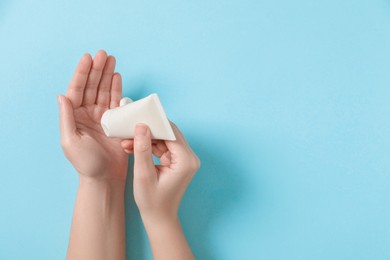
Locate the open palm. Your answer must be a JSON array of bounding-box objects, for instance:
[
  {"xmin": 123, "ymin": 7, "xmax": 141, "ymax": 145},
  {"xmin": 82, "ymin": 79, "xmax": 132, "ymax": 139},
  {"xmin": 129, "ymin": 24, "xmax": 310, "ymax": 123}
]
[{"xmin": 59, "ymin": 51, "xmax": 128, "ymax": 180}]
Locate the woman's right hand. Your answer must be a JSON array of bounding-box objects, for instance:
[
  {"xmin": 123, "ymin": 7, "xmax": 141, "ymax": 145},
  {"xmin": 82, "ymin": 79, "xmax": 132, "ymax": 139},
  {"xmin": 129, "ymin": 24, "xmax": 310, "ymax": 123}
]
[
  {"xmin": 121, "ymin": 122, "xmax": 199, "ymax": 260},
  {"xmin": 121, "ymin": 122, "xmax": 200, "ymax": 220}
]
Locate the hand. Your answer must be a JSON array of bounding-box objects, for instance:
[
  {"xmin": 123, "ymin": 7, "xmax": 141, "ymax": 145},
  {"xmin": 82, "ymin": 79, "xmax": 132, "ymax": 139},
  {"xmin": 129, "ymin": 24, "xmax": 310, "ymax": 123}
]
[
  {"xmin": 121, "ymin": 123, "xmax": 200, "ymax": 219},
  {"xmin": 121, "ymin": 123, "xmax": 200, "ymax": 260},
  {"xmin": 58, "ymin": 50, "xmax": 128, "ymax": 180}
]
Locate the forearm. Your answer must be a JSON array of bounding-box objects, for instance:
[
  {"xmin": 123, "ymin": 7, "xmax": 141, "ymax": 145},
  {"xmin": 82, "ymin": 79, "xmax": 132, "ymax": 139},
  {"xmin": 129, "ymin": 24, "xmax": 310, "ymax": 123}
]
[
  {"xmin": 142, "ymin": 214, "xmax": 194, "ymax": 260},
  {"xmin": 67, "ymin": 176, "xmax": 126, "ymax": 260}
]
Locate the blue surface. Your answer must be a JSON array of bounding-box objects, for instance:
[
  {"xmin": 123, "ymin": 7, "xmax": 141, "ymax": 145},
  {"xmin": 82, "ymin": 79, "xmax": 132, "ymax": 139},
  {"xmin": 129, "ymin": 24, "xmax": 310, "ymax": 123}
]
[{"xmin": 0, "ymin": 0, "xmax": 389, "ymax": 259}]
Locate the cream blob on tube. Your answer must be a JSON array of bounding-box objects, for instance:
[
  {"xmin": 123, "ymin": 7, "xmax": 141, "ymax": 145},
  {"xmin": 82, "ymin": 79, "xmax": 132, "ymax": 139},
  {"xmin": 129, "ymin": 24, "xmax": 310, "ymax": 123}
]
[{"xmin": 101, "ymin": 93, "xmax": 176, "ymax": 140}]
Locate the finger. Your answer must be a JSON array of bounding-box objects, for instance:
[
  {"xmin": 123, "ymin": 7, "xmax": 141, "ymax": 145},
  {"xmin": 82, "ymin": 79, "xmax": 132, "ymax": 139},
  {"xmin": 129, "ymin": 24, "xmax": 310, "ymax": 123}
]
[
  {"xmin": 121, "ymin": 140, "xmax": 134, "ymax": 154},
  {"xmin": 164, "ymin": 121, "xmax": 191, "ymax": 153},
  {"xmin": 58, "ymin": 95, "xmax": 77, "ymax": 142},
  {"xmin": 156, "ymin": 141, "xmax": 168, "ymax": 153},
  {"xmin": 152, "ymin": 147, "xmax": 171, "ymax": 166},
  {"xmin": 152, "ymin": 144, "xmax": 165, "ymax": 158},
  {"xmin": 109, "ymin": 73, "xmax": 122, "ymax": 109},
  {"xmin": 82, "ymin": 50, "xmax": 108, "ymax": 105},
  {"xmin": 124, "ymin": 148, "xmax": 134, "ymax": 154},
  {"xmin": 66, "ymin": 54, "xmax": 92, "ymax": 108},
  {"xmin": 121, "ymin": 139, "xmax": 134, "ymax": 150},
  {"xmin": 159, "ymin": 151, "xmax": 171, "ymax": 166},
  {"xmin": 96, "ymin": 55, "xmax": 116, "ymax": 107},
  {"xmin": 170, "ymin": 121, "xmax": 190, "ymax": 145},
  {"xmin": 164, "ymin": 121, "xmax": 201, "ymax": 176},
  {"xmin": 133, "ymin": 124, "xmax": 157, "ymax": 183}
]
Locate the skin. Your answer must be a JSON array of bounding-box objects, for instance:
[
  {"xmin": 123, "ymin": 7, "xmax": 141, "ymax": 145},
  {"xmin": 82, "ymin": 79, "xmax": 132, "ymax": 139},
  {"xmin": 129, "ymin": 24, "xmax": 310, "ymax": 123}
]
[
  {"xmin": 59, "ymin": 50, "xmax": 200, "ymax": 260},
  {"xmin": 58, "ymin": 50, "xmax": 127, "ymax": 260},
  {"xmin": 121, "ymin": 123, "xmax": 200, "ymax": 260}
]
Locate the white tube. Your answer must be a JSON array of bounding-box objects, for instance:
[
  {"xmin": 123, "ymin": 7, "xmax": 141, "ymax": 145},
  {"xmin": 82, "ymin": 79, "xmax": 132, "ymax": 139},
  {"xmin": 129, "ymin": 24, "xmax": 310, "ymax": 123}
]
[{"xmin": 101, "ymin": 93, "xmax": 176, "ymax": 140}]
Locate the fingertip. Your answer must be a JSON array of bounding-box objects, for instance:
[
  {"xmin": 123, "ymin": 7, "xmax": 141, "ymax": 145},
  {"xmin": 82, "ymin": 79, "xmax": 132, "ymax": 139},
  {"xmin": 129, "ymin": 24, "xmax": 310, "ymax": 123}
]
[
  {"xmin": 83, "ymin": 52, "xmax": 92, "ymax": 59},
  {"xmin": 113, "ymin": 72, "xmax": 121, "ymax": 79},
  {"xmin": 121, "ymin": 139, "xmax": 134, "ymax": 148},
  {"xmin": 57, "ymin": 96, "xmax": 63, "ymax": 108},
  {"xmin": 57, "ymin": 94, "xmax": 66, "ymax": 105},
  {"xmin": 60, "ymin": 94, "xmax": 68, "ymax": 102},
  {"xmin": 169, "ymin": 121, "xmax": 187, "ymax": 143},
  {"xmin": 135, "ymin": 123, "xmax": 149, "ymax": 134},
  {"xmin": 113, "ymin": 73, "xmax": 122, "ymax": 84},
  {"xmin": 134, "ymin": 124, "xmax": 151, "ymax": 153},
  {"xmin": 96, "ymin": 49, "xmax": 108, "ymax": 58},
  {"xmin": 108, "ymin": 55, "xmax": 116, "ymax": 62},
  {"xmin": 124, "ymin": 148, "xmax": 134, "ymax": 154},
  {"xmin": 81, "ymin": 53, "xmax": 92, "ymax": 64},
  {"xmin": 134, "ymin": 123, "xmax": 151, "ymax": 139},
  {"xmin": 105, "ymin": 56, "xmax": 116, "ymax": 70}
]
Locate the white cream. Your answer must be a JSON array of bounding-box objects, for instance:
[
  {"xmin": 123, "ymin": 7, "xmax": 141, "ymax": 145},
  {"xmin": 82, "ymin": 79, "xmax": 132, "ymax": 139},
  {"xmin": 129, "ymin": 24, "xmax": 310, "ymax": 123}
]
[{"xmin": 101, "ymin": 93, "xmax": 176, "ymax": 140}]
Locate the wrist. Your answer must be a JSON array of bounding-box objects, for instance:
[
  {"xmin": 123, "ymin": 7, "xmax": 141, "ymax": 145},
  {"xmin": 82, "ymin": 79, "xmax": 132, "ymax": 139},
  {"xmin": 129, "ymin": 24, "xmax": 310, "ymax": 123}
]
[
  {"xmin": 78, "ymin": 176, "xmax": 126, "ymax": 196},
  {"xmin": 78, "ymin": 170, "xmax": 127, "ymax": 184},
  {"xmin": 141, "ymin": 211, "xmax": 180, "ymax": 230},
  {"xmin": 141, "ymin": 212, "xmax": 195, "ymax": 260},
  {"xmin": 75, "ymin": 161, "xmax": 128, "ymax": 183}
]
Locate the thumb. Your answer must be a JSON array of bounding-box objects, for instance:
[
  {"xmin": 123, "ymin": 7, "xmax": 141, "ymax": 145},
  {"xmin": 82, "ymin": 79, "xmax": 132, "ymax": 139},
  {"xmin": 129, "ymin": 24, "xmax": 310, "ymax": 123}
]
[
  {"xmin": 133, "ymin": 124, "xmax": 157, "ymax": 182},
  {"xmin": 58, "ymin": 95, "xmax": 77, "ymax": 142}
]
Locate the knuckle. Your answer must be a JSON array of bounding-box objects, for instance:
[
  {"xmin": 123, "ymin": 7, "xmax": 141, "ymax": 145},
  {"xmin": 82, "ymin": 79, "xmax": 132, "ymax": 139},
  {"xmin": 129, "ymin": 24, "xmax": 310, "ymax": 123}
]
[
  {"xmin": 72, "ymin": 84, "xmax": 84, "ymax": 92},
  {"xmin": 196, "ymin": 157, "xmax": 201, "ymax": 169},
  {"xmin": 86, "ymin": 79, "xmax": 99, "ymax": 89},
  {"xmin": 170, "ymin": 121, "xmax": 178, "ymax": 130},
  {"xmin": 134, "ymin": 141, "xmax": 150, "ymax": 152},
  {"xmin": 189, "ymin": 154, "xmax": 201, "ymax": 173},
  {"xmin": 134, "ymin": 136, "xmax": 150, "ymax": 152}
]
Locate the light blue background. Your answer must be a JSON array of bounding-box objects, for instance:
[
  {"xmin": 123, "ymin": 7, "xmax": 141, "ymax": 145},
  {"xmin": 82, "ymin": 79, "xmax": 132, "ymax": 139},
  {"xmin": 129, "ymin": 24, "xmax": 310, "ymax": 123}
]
[{"xmin": 0, "ymin": 0, "xmax": 389, "ymax": 259}]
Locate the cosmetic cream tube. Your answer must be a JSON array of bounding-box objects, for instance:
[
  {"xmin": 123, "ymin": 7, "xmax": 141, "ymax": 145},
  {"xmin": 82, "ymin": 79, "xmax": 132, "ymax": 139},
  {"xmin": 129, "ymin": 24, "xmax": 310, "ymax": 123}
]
[{"xmin": 101, "ymin": 93, "xmax": 176, "ymax": 140}]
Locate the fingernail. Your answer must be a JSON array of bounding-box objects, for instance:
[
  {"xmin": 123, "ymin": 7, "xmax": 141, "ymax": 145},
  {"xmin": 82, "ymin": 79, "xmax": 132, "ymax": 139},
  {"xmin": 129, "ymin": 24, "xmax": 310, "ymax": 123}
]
[
  {"xmin": 57, "ymin": 95, "xmax": 62, "ymax": 105},
  {"xmin": 135, "ymin": 124, "xmax": 148, "ymax": 136}
]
